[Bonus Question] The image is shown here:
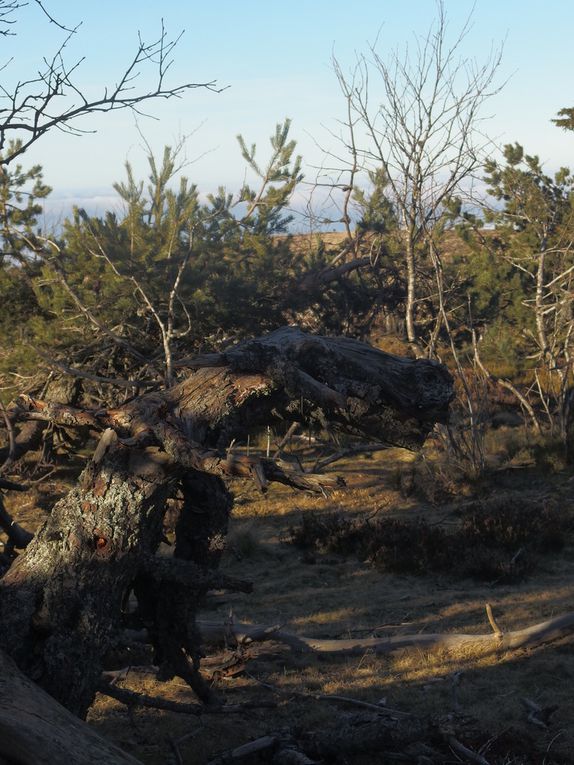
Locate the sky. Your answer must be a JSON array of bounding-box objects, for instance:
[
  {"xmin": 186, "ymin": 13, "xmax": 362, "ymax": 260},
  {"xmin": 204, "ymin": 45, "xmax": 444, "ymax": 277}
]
[{"xmin": 4, "ymin": 0, "xmax": 574, "ymax": 228}]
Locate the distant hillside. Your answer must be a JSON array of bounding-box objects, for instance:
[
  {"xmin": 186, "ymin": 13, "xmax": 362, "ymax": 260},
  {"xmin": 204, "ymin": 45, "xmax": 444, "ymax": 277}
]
[
  {"xmin": 275, "ymin": 228, "xmax": 490, "ymax": 261},
  {"xmin": 274, "ymin": 230, "xmax": 349, "ymax": 256}
]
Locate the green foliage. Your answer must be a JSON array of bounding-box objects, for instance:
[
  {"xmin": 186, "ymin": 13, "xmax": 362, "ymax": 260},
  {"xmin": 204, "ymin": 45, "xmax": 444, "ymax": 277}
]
[
  {"xmin": 445, "ymin": 141, "xmax": 574, "ymax": 376},
  {"xmin": 3, "ymin": 113, "xmax": 574, "ymax": 406},
  {"xmin": 21, "ymin": 120, "xmax": 308, "ymax": 381},
  {"xmin": 0, "ymin": 140, "xmax": 51, "ymax": 268},
  {"xmin": 453, "ymin": 237, "xmax": 532, "ymax": 365},
  {"xmin": 481, "ymin": 143, "xmax": 574, "ymax": 409},
  {"xmin": 237, "ymin": 118, "xmax": 303, "ymax": 234},
  {"xmin": 354, "ymin": 168, "xmax": 398, "ymax": 235},
  {"xmin": 552, "ymin": 106, "xmax": 574, "ymax": 132},
  {"xmin": 0, "ymin": 142, "xmax": 53, "ymax": 385},
  {"xmin": 483, "ymin": 143, "xmax": 573, "ymax": 241}
]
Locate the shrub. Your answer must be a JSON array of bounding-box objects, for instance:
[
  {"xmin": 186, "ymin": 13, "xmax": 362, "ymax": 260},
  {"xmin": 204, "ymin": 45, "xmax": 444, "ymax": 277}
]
[
  {"xmin": 289, "ymin": 493, "xmax": 568, "ymax": 583},
  {"xmin": 459, "ymin": 495, "xmax": 566, "ymax": 554}
]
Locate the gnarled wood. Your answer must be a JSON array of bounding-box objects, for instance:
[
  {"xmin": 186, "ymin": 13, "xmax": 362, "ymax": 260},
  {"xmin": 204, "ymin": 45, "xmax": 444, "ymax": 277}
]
[
  {"xmin": 0, "ymin": 327, "xmax": 453, "ymax": 717},
  {"xmin": 176, "ymin": 326, "xmax": 453, "ymax": 449},
  {"xmin": 0, "ymin": 375, "xmax": 82, "ymax": 465},
  {"xmin": 0, "ymin": 443, "xmax": 170, "ymax": 716}
]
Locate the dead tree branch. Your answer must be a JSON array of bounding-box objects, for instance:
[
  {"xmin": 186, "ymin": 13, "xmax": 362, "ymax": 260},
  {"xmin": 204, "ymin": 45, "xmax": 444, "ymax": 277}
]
[
  {"xmin": 198, "ymin": 609, "xmax": 574, "ymax": 657},
  {"xmin": 0, "ymin": 14, "xmax": 221, "ymax": 165}
]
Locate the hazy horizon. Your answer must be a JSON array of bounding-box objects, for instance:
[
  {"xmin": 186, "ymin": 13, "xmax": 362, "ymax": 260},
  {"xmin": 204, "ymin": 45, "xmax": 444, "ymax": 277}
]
[{"xmin": 9, "ymin": 0, "xmax": 573, "ymax": 229}]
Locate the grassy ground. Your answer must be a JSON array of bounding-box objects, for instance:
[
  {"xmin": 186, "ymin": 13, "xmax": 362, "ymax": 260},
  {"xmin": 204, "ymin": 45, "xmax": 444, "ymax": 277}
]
[{"xmin": 4, "ymin": 437, "xmax": 574, "ymax": 764}]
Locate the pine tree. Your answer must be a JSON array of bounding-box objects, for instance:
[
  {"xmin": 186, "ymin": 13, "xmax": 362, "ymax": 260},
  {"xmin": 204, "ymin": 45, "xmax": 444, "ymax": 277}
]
[
  {"xmin": 36, "ymin": 122, "xmax": 306, "ymax": 384},
  {"xmin": 481, "ymin": 142, "xmax": 574, "ymax": 426},
  {"xmin": 0, "ymin": 142, "xmax": 53, "ymax": 390}
]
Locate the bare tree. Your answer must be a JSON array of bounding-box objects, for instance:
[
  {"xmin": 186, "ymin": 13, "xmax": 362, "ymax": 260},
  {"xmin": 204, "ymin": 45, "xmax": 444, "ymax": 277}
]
[
  {"xmin": 323, "ymin": 1, "xmax": 502, "ymax": 354},
  {"xmin": 0, "ymin": 1, "xmax": 220, "ymax": 167}
]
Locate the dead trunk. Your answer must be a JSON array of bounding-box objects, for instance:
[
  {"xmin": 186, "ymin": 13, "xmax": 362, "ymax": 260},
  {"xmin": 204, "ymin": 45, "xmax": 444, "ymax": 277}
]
[
  {"xmin": 0, "ymin": 443, "xmax": 170, "ymax": 716},
  {"xmin": 0, "ymin": 647, "xmax": 142, "ymax": 764}
]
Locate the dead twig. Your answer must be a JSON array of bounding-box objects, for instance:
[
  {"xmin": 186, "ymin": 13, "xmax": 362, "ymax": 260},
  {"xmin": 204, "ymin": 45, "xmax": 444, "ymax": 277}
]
[
  {"xmin": 522, "ymin": 698, "xmax": 558, "ymax": 729},
  {"xmin": 485, "ymin": 603, "xmax": 503, "ymax": 639},
  {"xmin": 168, "ymin": 734, "xmax": 184, "ymax": 765},
  {"xmin": 207, "ymin": 735, "xmax": 278, "ymax": 765},
  {"xmin": 97, "ymin": 678, "xmax": 276, "ymax": 716},
  {"xmin": 246, "ymin": 671, "xmax": 409, "ymax": 718}
]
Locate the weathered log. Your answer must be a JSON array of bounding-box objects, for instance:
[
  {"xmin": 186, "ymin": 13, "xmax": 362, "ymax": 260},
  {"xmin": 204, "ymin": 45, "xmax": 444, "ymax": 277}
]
[
  {"xmin": 0, "ymin": 648, "xmax": 141, "ymax": 765},
  {"xmin": 0, "ymin": 327, "xmax": 453, "ymax": 718},
  {"xmin": 0, "ymin": 442, "xmax": 171, "ymax": 716},
  {"xmin": 176, "ymin": 326, "xmax": 453, "ymax": 449}
]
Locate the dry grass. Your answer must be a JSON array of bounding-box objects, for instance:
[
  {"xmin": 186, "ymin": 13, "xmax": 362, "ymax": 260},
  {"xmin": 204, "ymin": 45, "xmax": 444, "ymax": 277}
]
[
  {"xmin": 196, "ymin": 448, "xmax": 574, "ymax": 763},
  {"xmin": 4, "ymin": 444, "xmax": 574, "ymax": 763}
]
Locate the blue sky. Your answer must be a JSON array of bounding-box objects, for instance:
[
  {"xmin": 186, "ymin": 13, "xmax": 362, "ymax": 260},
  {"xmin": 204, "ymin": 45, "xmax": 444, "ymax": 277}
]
[{"xmin": 6, "ymin": 0, "xmax": 574, "ymax": 226}]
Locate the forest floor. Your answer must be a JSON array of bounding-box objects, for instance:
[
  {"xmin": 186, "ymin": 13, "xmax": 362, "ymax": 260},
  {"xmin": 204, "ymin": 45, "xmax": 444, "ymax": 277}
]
[{"xmin": 5, "ymin": 430, "xmax": 574, "ymax": 764}]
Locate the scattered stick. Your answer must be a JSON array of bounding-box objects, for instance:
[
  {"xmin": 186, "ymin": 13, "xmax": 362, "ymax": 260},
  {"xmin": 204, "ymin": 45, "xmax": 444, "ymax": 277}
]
[
  {"xmin": 0, "ymin": 402, "xmax": 16, "ymax": 471},
  {"xmin": 97, "ymin": 678, "xmax": 277, "ymax": 717},
  {"xmin": 168, "ymin": 734, "xmax": 184, "ymax": 765},
  {"xmin": 451, "ymin": 671, "xmax": 463, "ymax": 714},
  {"xmin": 273, "ymin": 750, "xmax": 318, "ymax": 765},
  {"xmin": 34, "ymin": 351, "xmax": 156, "ymax": 390},
  {"xmin": 313, "ymin": 442, "xmax": 389, "ymax": 471},
  {"xmin": 207, "ymin": 735, "xmax": 278, "ymax": 765},
  {"xmin": 208, "ymin": 734, "xmax": 319, "ymax": 765},
  {"xmin": 522, "ymin": 697, "xmax": 558, "ymax": 729},
  {"xmin": 174, "ymin": 726, "xmax": 204, "ymax": 745},
  {"xmin": 485, "ymin": 603, "xmax": 503, "ymax": 639},
  {"xmin": 315, "ymin": 694, "xmax": 410, "ymax": 718},
  {"xmin": 97, "ymin": 679, "xmax": 204, "ymax": 715},
  {"xmin": 246, "ymin": 671, "xmax": 409, "ymax": 718},
  {"xmin": 273, "ymin": 421, "xmax": 299, "ymax": 458}
]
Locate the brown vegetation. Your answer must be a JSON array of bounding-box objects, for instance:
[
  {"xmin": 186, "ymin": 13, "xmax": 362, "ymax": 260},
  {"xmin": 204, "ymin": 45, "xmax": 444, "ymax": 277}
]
[
  {"xmin": 3, "ymin": 430, "xmax": 574, "ymax": 764},
  {"xmin": 289, "ymin": 493, "xmax": 567, "ymax": 583}
]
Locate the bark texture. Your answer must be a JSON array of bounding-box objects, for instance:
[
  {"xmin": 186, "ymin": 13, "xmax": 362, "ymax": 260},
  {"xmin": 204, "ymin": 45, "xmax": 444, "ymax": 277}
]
[{"xmin": 0, "ymin": 444, "xmax": 169, "ymax": 716}]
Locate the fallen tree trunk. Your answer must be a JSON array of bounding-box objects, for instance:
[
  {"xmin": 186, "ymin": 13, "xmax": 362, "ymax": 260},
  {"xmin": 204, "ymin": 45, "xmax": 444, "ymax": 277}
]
[
  {"xmin": 0, "ymin": 327, "xmax": 453, "ymax": 716},
  {"xmin": 0, "ymin": 648, "xmax": 141, "ymax": 765},
  {"xmin": 175, "ymin": 326, "xmax": 453, "ymax": 449}
]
